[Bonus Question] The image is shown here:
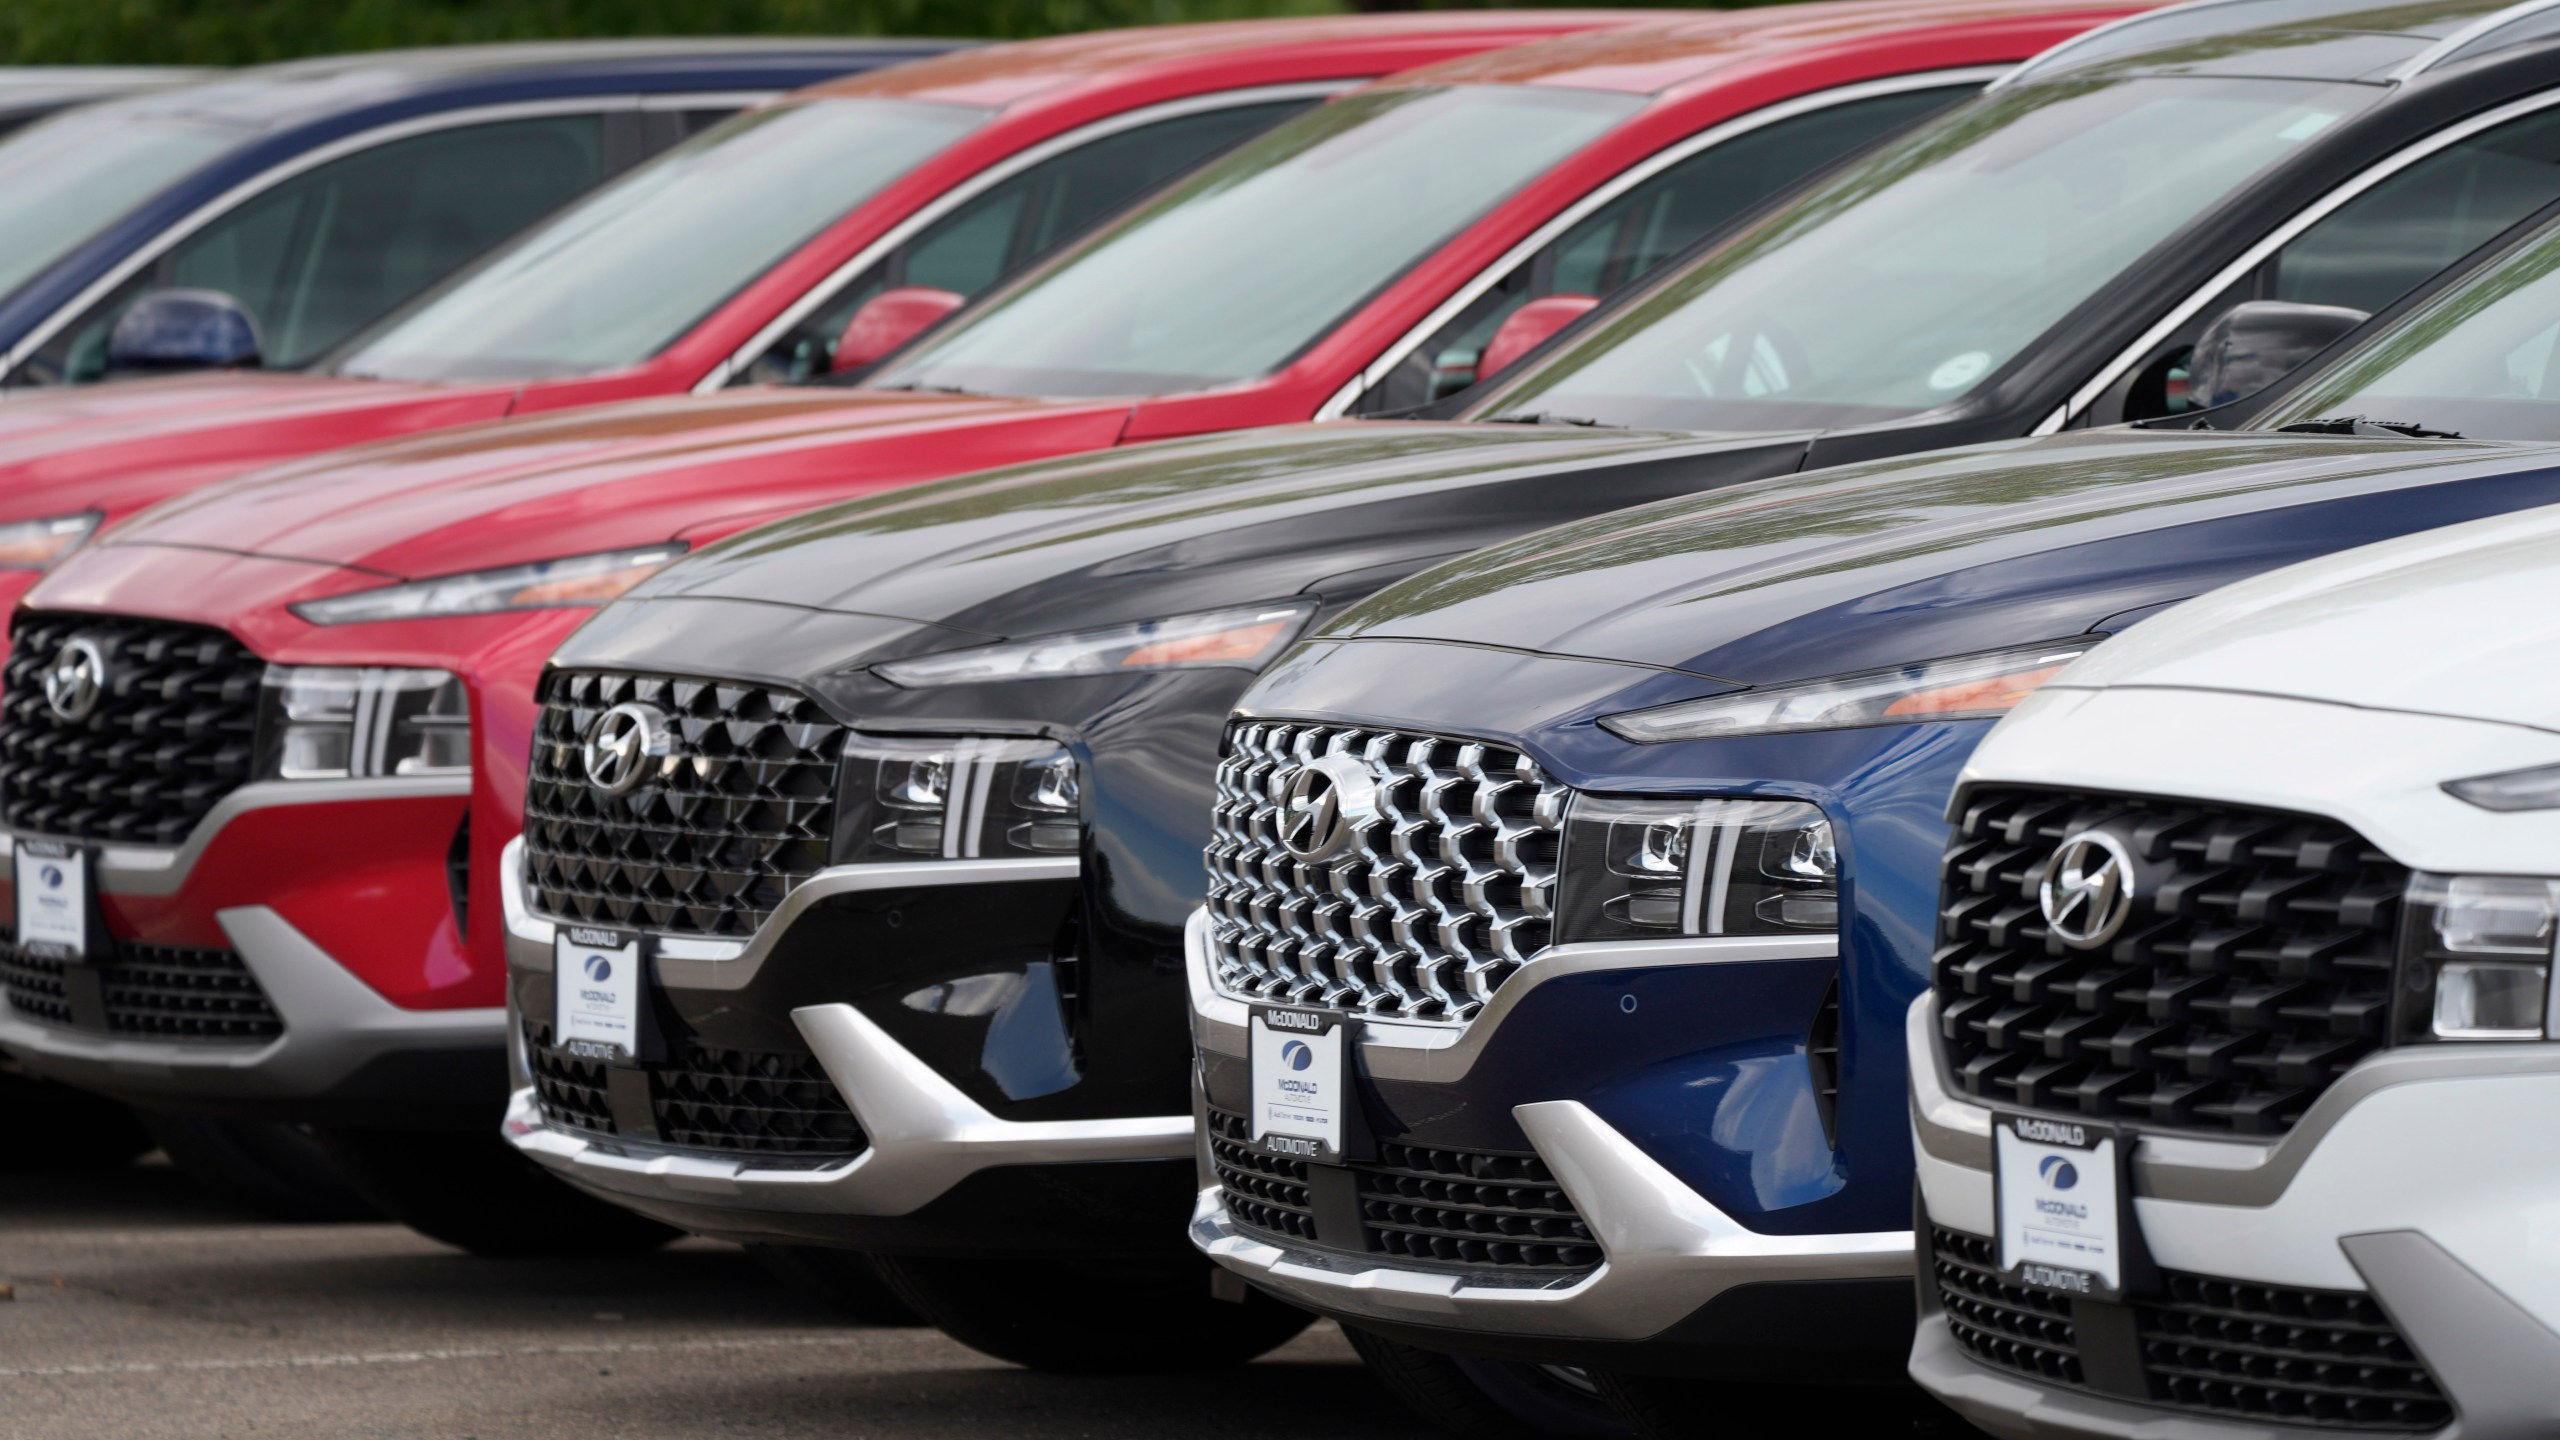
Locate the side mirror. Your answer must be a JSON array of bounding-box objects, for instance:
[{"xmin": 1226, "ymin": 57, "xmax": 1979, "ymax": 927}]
[
  {"xmin": 832, "ymin": 286, "xmax": 966, "ymax": 375},
  {"xmin": 105, "ymin": 288, "xmax": 261, "ymax": 375},
  {"xmin": 2186, "ymin": 299, "xmax": 2369, "ymax": 410},
  {"xmin": 1476, "ymin": 293, "xmax": 1600, "ymax": 384}
]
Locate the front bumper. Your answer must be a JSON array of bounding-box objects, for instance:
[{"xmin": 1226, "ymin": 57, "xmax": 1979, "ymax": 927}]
[
  {"xmin": 1184, "ymin": 907, "xmax": 1911, "ymax": 1346},
  {"xmin": 500, "ymin": 839, "xmax": 1195, "ymax": 1247},
  {"xmin": 0, "ymin": 780, "xmax": 502, "ymax": 1120},
  {"xmin": 1908, "ymin": 995, "xmax": 2560, "ymax": 1440}
]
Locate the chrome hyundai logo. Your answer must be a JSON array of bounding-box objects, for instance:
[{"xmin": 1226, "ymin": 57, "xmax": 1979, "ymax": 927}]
[
  {"xmin": 581, "ymin": 702, "xmax": 672, "ymax": 796},
  {"xmin": 1277, "ymin": 752, "xmax": 1377, "ymax": 862},
  {"xmin": 2039, "ymin": 829, "xmax": 2136, "ymax": 950},
  {"xmin": 41, "ymin": 637, "xmax": 105, "ymax": 723}
]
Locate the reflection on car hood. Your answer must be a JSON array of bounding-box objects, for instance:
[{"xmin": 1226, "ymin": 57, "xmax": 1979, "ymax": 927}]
[
  {"xmin": 1320, "ymin": 428, "xmax": 2560, "ymax": 686},
  {"xmin": 88, "ymin": 386, "xmax": 1135, "ymax": 582},
  {"xmin": 628, "ymin": 420, "xmax": 1794, "ymax": 644},
  {"xmin": 2043, "ymin": 497, "xmax": 2560, "ymax": 733}
]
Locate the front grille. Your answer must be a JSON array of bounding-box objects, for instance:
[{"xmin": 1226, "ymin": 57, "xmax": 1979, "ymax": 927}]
[
  {"xmin": 1935, "ymin": 788, "xmax": 2406, "ymax": 1137},
  {"xmin": 525, "ymin": 1025, "xmax": 863, "ymax": 1160},
  {"xmin": 0, "ymin": 928, "xmax": 282, "ymax": 1042},
  {"xmin": 0, "ymin": 613, "xmax": 265, "ymax": 846},
  {"xmin": 1932, "ymin": 1228, "xmax": 2451, "ymax": 1431},
  {"xmin": 1204, "ymin": 721, "xmax": 1565, "ymax": 1024},
  {"xmin": 1357, "ymin": 1138, "xmax": 1599, "ymax": 1270},
  {"xmin": 1208, "ymin": 1110, "xmax": 1598, "ymax": 1273},
  {"xmin": 522, "ymin": 671, "xmax": 846, "ymax": 939}
]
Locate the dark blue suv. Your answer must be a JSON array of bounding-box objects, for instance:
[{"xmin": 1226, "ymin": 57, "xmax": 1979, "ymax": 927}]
[{"xmin": 0, "ymin": 38, "xmax": 953, "ymax": 387}]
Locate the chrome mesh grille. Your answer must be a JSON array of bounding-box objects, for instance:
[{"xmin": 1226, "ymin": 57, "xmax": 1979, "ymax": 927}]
[{"xmin": 1203, "ymin": 721, "xmax": 1564, "ymax": 1024}]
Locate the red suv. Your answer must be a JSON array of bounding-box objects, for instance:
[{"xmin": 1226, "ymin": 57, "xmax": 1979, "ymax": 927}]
[
  {"xmin": 1, "ymin": 0, "xmax": 2129, "ymax": 1264},
  {"xmin": 0, "ymin": 14, "xmax": 1629, "ymax": 622}
]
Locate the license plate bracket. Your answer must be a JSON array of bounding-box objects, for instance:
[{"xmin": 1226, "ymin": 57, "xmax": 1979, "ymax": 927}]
[
  {"xmin": 14, "ymin": 839, "xmax": 99, "ymax": 963},
  {"xmin": 1248, "ymin": 1005, "xmax": 1357, "ymax": 1166},
  {"xmin": 1993, "ymin": 1111, "xmax": 2151, "ymax": 1301},
  {"xmin": 553, "ymin": 924, "xmax": 659, "ymax": 1065}
]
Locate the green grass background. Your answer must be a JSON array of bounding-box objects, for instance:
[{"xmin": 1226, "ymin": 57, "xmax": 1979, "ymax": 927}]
[{"xmin": 0, "ymin": 0, "xmax": 1758, "ymax": 66}]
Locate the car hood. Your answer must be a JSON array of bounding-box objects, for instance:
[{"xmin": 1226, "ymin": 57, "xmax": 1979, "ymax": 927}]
[
  {"xmin": 92, "ymin": 386, "xmax": 1139, "ymax": 581},
  {"xmin": 0, "ymin": 370, "xmax": 509, "ymax": 518},
  {"xmin": 2043, "ymin": 498, "xmax": 2560, "ymax": 734},
  {"xmin": 622, "ymin": 420, "xmax": 1804, "ymax": 645},
  {"xmin": 1319, "ymin": 428, "xmax": 2560, "ymax": 687}
]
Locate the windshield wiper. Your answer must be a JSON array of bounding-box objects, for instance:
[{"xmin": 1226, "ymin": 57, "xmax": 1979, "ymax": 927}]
[
  {"xmin": 870, "ymin": 380, "xmax": 987, "ymax": 396},
  {"xmin": 2275, "ymin": 415, "xmax": 2463, "ymax": 439},
  {"xmin": 1482, "ymin": 411, "xmax": 1617, "ymax": 428}
]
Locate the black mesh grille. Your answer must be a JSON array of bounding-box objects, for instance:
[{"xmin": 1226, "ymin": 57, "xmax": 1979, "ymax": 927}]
[
  {"xmin": 1358, "ymin": 1138, "xmax": 1599, "ymax": 1271},
  {"xmin": 0, "ymin": 613, "xmax": 265, "ymax": 846},
  {"xmin": 0, "ymin": 928, "xmax": 281, "ymax": 1041},
  {"xmin": 1206, "ymin": 1109, "xmax": 1315, "ymax": 1240},
  {"xmin": 1208, "ymin": 1110, "xmax": 1598, "ymax": 1273},
  {"xmin": 651, "ymin": 1043, "xmax": 863, "ymax": 1158},
  {"xmin": 1807, "ymin": 977, "xmax": 1842, "ymax": 1145},
  {"xmin": 1932, "ymin": 1228, "xmax": 2451, "ymax": 1431},
  {"xmin": 1932, "ymin": 1226, "xmax": 2084, "ymax": 1384},
  {"xmin": 1935, "ymin": 788, "xmax": 2406, "ymax": 1137},
  {"xmin": 525, "ymin": 1025, "xmax": 863, "ymax": 1160},
  {"xmin": 523, "ymin": 671, "xmax": 845, "ymax": 939}
]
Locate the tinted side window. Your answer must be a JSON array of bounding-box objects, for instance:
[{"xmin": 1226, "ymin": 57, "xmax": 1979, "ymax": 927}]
[
  {"xmin": 2108, "ymin": 106, "xmax": 2560, "ymax": 420},
  {"xmin": 737, "ymin": 98, "xmax": 1315, "ymax": 385},
  {"xmin": 1350, "ymin": 84, "xmax": 1978, "ymax": 414},
  {"xmin": 15, "ymin": 114, "xmax": 604, "ymax": 385}
]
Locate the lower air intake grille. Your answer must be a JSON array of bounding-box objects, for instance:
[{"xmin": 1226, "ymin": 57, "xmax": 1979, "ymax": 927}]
[
  {"xmin": 0, "ymin": 929, "xmax": 282, "ymax": 1041},
  {"xmin": 1208, "ymin": 1109, "xmax": 1598, "ymax": 1273},
  {"xmin": 1935, "ymin": 788, "xmax": 2406, "ymax": 1137},
  {"xmin": 528, "ymin": 1027, "xmax": 615, "ymax": 1137},
  {"xmin": 650, "ymin": 1043, "xmax": 864, "ymax": 1158},
  {"xmin": 1932, "ymin": 1228, "xmax": 2451, "ymax": 1431}
]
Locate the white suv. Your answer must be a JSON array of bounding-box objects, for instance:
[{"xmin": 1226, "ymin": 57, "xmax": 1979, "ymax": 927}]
[{"xmin": 1906, "ymin": 501, "xmax": 2560, "ymax": 1439}]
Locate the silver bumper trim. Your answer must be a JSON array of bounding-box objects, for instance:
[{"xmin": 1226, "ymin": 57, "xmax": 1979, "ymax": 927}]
[
  {"xmin": 500, "ymin": 834, "xmax": 1080, "ymax": 976},
  {"xmin": 3, "ymin": 777, "xmax": 470, "ymax": 898},
  {"xmin": 0, "ymin": 904, "xmax": 502, "ymax": 1096},
  {"xmin": 1192, "ymin": 1098, "xmax": 1911, "ymax": 1341},
  {"xmin": 507, "ymin": 998, "xmax": 1190, "ymax": 1217}
]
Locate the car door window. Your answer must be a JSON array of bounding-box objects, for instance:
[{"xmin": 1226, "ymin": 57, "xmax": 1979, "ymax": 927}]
[
  {"xmin": 2106, "ymin": 104, "xmax": 2560, "ymax": 421},
  {"xmin": 737, "ymin": 98, "xmax": 1316, "ymax": 385},
  {"xmin": 1349, "ymin": 84, "xmax": 1981, "ymax": 415},
  {"xmin": 17, "ymin": 113, "xmax": 605, "ymax": 386}
]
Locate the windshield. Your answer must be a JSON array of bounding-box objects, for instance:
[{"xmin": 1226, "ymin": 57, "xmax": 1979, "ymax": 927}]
[
  {"xmin": 2260, "ymin": 218, "xmax": 2560, "ymax": 440},
  {"xmin": 0, "ymin": 110, "xmax": 239, "ymax": 302},
  {"xmin": 336, "ymin": 98, "xmax": 989, "ymax": 382},
  {"xmin": 1468, "ymin": 76, "xmax": 2381, "ymax": 432},
  {"xmin": 873, "ymin": 85, "xmax": 1641, "ymax": 398}
]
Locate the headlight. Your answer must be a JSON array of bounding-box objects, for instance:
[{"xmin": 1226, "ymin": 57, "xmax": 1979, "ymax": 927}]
[
  {"xmin": 836, "ymin": 734, "xmax": 1081, "ymax": 862},
  {"xmin": 290, "ymin": 544, "xmax": 686, "ymax": 625},
  {"xmin": 257, "ymin": 666, "xmax": 470, "ymax": 780},
  {"xmin": 872, "ymin": 602, "xmax": 1316, "ymax": 688},
  {"xmin": 0, "ymin": 512, "xmax": 100, "ymax": 570},
  {"xmin": 2396, "ymin": 874, "xmax": 2560, "ymax": 1042},
  {"xmin": 1554, "ymin": 795, "xmax": 1836, "ymax": 944},
  {"xmin": 1599, "ymin": 643, "xmax": 2090, "ymax": 742}
]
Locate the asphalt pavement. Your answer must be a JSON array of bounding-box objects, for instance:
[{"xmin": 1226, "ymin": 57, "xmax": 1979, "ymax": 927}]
[{"xmin": 0, "ymin": 1157, "xmax": 1407, "ymax": 1440}]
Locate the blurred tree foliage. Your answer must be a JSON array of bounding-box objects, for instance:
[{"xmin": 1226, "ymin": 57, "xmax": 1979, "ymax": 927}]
[{"xmin": 0, "ymin": 0, "xmax": 1742, "ymax": 66}]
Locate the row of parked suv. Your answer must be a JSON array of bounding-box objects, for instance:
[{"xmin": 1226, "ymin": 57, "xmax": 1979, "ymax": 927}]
[{"xmin": 1, "ymin": 1, "xmax": 2554, "ymax": 1435}]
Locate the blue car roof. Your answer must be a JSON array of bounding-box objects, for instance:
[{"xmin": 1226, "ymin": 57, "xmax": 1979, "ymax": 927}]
[{"xmin": 0, "ymin": 37, "xmax": 964, "ymax": 357}]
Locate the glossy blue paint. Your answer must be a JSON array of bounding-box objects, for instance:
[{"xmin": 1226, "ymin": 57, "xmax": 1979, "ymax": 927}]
[{"xmin": 0, "ymin": 40, "xmax": 955, "ymax": 360}]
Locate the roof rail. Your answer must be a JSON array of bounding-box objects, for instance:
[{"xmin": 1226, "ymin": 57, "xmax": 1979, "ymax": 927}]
[{"xmin": 2394, "ymin": 0, "xmax": 2560, "ymax": 78}]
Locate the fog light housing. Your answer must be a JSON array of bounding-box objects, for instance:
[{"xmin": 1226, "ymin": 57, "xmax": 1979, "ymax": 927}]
[{"xmin": 2396, "ymin": 873, "xmax": 2560, "ymax": 1042}]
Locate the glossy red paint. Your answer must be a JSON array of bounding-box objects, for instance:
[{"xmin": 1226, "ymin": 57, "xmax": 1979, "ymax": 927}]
[
  {"xmin": 20, "ymin": 0, "xmax": 2141, "ymax": 1031},
  {"xmin": 0, "ymin": 12, "xmax": 1636, "ymax": 582}
]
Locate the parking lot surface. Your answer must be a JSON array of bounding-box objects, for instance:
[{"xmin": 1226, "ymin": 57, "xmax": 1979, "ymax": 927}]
[{"xmin": 0, "ymin": 1160, "xmax": 1406, "ymax": 1440}]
